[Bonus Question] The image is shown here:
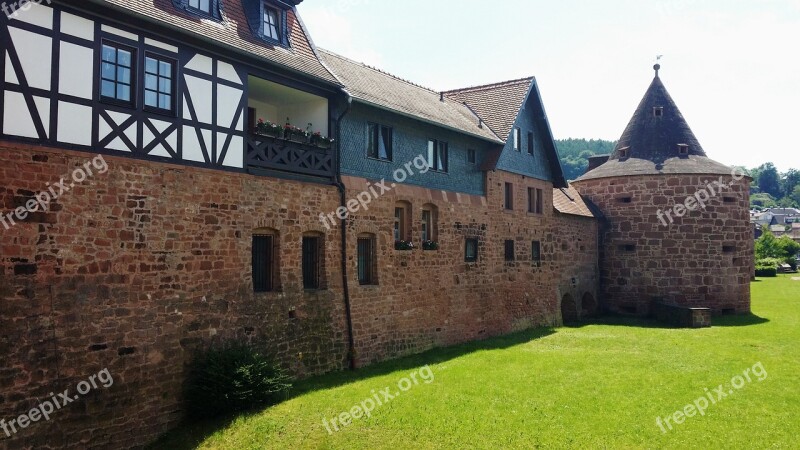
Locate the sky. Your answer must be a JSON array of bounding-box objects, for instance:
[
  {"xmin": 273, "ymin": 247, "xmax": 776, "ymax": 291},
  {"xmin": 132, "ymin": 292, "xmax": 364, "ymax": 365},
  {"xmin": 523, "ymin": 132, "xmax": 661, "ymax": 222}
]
[{"xmin": 298, "ymin": 0, "xmax": 800, "ymax": 173}]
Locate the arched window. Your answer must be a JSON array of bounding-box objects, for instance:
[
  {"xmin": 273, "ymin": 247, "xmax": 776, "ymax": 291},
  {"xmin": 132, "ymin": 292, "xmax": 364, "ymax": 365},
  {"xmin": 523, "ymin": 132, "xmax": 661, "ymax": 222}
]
[
  {"xmin": 394, "ymin": 201, "xmax": 412, "ymax": 243},
  {"xmin": 421, "ymin": 204, "xmax": 439, "ymax": 246},
  {"xmin": 252, "ymin": 228, "xmax": 279, "ymax": 292}
]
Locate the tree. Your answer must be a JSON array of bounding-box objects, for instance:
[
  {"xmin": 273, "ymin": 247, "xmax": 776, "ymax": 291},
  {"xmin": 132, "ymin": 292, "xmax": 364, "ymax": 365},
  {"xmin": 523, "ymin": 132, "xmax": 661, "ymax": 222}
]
[
  {"xmin": 751, "ymin": 193, "xmax": 777, "ymax": 209},
  {"xmin": 755, "ymin": 226, "xmax": 782, "ymax": 260},
  {"xmin": 782, "ymin": 168, "xmax": 800, "ymax": 198},
  {"xmin": 757, "ymin": 163, "xmax": 781, "ymax": 198},
  {"xmin": 777, "ymin": 236, "xmax": 800, "ymax": 270},
  {"xmin": 792, "ymin": 185, "xmax": 800, "ymax": 206}
]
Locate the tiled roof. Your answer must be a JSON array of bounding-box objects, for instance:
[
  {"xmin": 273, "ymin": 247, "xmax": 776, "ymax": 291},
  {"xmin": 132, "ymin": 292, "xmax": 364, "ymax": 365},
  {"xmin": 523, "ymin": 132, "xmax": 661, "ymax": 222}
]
[
  {"xmin": 91, "ymin": 0, "xmax": 341, "ymax": 86},
  {"xmin": 443, "ymin": 78, "xmax": 534, "ymax": 142},
  {"xmin": 578, "ymin": 66, "xmax": 733, "ymax": 181},
  {"xmin": 318, "ymin": 49, "xmax": 502, "ymax": 143},
  {"xmin": 553, "ymin": 185, "xmax": 596, "ymax": 218}
]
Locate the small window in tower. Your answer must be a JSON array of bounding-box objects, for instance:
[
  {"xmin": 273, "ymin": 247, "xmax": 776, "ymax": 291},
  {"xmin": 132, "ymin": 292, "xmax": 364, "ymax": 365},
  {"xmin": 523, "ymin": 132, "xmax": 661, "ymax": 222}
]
[
  {"xmin": 619, "ymin": 147, "xmax": 630, "ymax": 159},
  {"xmin": 723, "ymin": 196, "xmax": 736, "ymax": 203},
  {"xmin": 723, "ymin": 245, "xmax": 736, "ymax": 253},
  {"xmin": 654, "ymin": 107, "xmax": 664, "ymax": 117},
  {"xmin": 678, "ymin": 144, "xmax": 689, "ymax": 155},
  {"xmin": 617, "ymin": 196, "xmax": 632, "ymax": 204},
  {"xmin": 619, "ymin": 244, "xmax": 636, "ymax": 252}
]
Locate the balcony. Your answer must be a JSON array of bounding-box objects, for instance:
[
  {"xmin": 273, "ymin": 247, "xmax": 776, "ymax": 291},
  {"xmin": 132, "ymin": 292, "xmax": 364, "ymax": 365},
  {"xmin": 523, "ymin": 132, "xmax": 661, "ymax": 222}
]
[
  {"xmin": 246, "ymin": 132, "xmax": 334, "ymax": 180},
  {"xmin": 246, "ymin": 75, "xmax": 334, "ymax": 181}
]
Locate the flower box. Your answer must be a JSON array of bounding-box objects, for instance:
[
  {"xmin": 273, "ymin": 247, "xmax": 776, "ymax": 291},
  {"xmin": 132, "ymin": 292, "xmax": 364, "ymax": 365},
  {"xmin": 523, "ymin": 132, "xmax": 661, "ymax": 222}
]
[
  {"xmin": 395, "ymin": 240, "xmax": 415, "ymax": 251},
  {"xmin": 422, "ymin": 240, "xmax": 439, "ymax": 251}
]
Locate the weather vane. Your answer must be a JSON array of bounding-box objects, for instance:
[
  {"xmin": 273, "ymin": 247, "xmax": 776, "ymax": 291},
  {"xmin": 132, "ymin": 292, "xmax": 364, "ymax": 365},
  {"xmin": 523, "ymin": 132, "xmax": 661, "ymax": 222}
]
[{"xmin": 654, "ymin": 55, "xmax": 663, "ymax": 76}]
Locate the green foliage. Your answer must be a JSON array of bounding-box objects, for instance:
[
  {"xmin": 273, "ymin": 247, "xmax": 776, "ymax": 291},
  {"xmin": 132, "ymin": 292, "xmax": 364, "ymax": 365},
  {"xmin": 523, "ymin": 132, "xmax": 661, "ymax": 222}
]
[
  {"xmin": 755, "ymin": 258, "xmax": 781, "ymax": 277},
  {"xmin": 777, "ymin": 236, "xmax": 800, "ymax": 269},
  {"xmin": 757, "ymin": 163, "xmax": 781, "ymax": 198},
  {"xmin": 185, "ymin": 344, "xmax": 292, "ymax": 419},
  {"xmin": 755, "ymin": 227, "xmax": 783, "ymax": 259},
  {"xmin": 750, "ymin": 193, "xmax": 777, "ymax": 208},
  {"xmin": 555, "ymin": 138, "xmax": 616, "ymax": 181}
]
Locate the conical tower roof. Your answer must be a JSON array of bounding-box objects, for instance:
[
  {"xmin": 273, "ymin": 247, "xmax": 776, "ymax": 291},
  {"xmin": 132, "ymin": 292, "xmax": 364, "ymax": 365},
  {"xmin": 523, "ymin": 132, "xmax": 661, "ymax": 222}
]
[{"xmin": 576, "ymin": 65, "xmax": 732, "ymax": 181}]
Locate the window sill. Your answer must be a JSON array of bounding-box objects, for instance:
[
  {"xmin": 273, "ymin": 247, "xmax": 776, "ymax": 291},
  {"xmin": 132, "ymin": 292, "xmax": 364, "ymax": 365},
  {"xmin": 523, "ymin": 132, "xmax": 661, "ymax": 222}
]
[
  {"xmin": 100, "ymin": 97, "xmax": 135, "ymax": 110},
  {"xmin": 366, "ymin": 156, "xmax": 393, "ymax": 163}
]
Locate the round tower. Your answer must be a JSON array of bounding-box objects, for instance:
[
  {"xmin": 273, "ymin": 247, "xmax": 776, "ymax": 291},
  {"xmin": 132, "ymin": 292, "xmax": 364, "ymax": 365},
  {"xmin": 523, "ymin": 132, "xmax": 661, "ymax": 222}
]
[{"xmin": 572, "ymin": 65, "xmax": 753, "ymax": 316}]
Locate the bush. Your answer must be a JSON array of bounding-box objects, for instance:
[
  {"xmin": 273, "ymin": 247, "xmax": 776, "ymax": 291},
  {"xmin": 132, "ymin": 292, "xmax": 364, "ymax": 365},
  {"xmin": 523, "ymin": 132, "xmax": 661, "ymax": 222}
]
[
  {"xmin": 755, "ymin": 258, "xmax": 781, "ymax": 277},
  {"xmin": 185, "ymin": 344, "xmax": 292, "ymax": 419}
]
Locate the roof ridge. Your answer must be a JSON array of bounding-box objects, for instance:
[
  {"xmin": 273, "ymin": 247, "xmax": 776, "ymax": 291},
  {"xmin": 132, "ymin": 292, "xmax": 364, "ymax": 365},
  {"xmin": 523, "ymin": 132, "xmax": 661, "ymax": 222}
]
[
  {"xmin": 318, "ymin": 47, "xmax": 438, "ymax": 94},
  {"xmin": 443, "ymin": 76, "xmax": 535, "ymax": 95}
]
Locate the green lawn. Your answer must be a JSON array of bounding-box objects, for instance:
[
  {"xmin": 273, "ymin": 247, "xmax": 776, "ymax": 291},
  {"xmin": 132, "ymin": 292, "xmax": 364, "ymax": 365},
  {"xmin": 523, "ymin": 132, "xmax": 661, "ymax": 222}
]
[{"xmin": 153, "ymin": 275, "xmax": 800, "ymax": 449}]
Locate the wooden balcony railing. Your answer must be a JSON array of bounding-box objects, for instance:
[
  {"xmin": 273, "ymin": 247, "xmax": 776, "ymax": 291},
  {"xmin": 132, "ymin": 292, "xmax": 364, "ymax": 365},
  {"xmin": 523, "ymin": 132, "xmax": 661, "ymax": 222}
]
[{"xmin": 246, "ymin": 133, "xmax": 335, "ymax": 180}]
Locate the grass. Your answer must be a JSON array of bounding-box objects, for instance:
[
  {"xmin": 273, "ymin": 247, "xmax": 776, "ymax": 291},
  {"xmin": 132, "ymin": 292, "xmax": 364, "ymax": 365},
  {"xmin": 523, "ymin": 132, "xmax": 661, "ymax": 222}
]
[{"xmin": 152, "ymin": 275, "xmax": 800, "ymax": 449}]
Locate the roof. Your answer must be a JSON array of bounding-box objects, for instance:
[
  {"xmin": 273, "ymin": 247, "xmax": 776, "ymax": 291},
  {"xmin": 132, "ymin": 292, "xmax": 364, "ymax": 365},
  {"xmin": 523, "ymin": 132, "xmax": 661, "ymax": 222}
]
[
  {"xmin": 553, "ymin": 185, "xmax": 597, "ymax": 218},
  {"xmin": 89, "ymin": 0, "xmax": 341, "ymax": 86},
  {"xmin": 576, "ymin": 65, "xmax": 733, "ymax": 182},
  {"xmin": 318, "ymin": 49, "xmax": 502, "ymax": 143},
  {"xmin": 443, "ymin": 77, "xmax": 534, "ymax": 141}
]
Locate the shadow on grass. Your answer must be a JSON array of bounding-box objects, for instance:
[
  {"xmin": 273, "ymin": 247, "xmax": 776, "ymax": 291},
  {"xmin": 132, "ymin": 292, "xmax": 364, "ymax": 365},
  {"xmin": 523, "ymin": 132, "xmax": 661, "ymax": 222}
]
[
  {"xmin": 563, "ymin": 312, "xmax": 770, "ymax": 329},
  {"xmin": 148, "ymin": 326, "xmax": 556, "ymax": 450}
]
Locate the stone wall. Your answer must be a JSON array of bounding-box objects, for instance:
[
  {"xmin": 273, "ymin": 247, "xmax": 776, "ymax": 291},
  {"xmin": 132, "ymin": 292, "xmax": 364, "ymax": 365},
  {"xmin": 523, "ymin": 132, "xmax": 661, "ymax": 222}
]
[
  {"xmin": 573, "ymin": 173, "xmax": 752, "ymax": 315},
  {"xmin": 0, "ymin": 143, "xmax": 349, "ymax": 449},
  {"xmin": 0, "ymin": 142, "xmax": 599, "ymax": 448}
]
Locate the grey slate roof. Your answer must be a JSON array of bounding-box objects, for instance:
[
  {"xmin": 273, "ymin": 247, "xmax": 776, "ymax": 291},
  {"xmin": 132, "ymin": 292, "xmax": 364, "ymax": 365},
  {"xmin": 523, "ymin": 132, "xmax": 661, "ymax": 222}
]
[
  {"xmin": 318, "ymin": 49, "xmax": 502, "ymax": 143},
  {"xmin": 577, "ymin": 66, "xmax": 734, "ymax": 181},
  {"xmin": 89, "ymin": 0, "xmax": 341, "ymax": 86}
]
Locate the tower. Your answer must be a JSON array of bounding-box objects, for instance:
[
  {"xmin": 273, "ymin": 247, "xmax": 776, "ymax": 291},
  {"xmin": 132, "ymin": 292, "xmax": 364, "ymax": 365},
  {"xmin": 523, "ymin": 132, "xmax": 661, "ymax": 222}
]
[{"xmin": 572, "ymin": 64, "xmax": 753, "ymax": 316}]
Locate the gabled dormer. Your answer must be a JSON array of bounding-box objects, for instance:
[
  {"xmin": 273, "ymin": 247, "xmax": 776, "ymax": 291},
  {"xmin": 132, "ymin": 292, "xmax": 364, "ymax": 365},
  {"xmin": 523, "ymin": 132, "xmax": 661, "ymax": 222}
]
[
  {"xmin": 243, "ymin": 0, "xmax": 294, "ymax": 47},
  {"xmin": 171, "ymin": 0, "xmax": 223, "ymax": 21},
  {"xmin": 444, "ymin": 78, "xmax": 567, "ymax": 188}
]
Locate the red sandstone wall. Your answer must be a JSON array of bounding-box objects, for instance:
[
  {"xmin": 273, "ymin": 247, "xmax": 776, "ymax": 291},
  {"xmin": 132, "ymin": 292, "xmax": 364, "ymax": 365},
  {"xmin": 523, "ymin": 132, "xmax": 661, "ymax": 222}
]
[
  {"xmin": 573, "ymin": 174, "xmax": 752, "ymax": 315},
  {"xmin": 0, "ymin": 143, "xmax": 599, "ymax": 448},
  {"xmin": 0, "ymin": 143, "xmax": 349, "ymax": 449}
]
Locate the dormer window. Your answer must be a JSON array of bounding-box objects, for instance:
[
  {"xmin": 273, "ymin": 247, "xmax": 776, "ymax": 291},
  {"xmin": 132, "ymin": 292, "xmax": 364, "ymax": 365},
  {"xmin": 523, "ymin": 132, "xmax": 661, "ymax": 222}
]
[
  {"xmin": 264, "ymin": 6, "xmax": 281, "ymax": 41},
  {"xmin": 678, "ymin": 144, "xmax": 689, "ymax": 155},
  {"xmin": 619, "ymin": 146, "xmax": 630, "ymax": 159},
  {"xmin": 653, "ymin": 107, "xmax": 664, "ymax": 117},
  {"xmin": 181, "ymin": 0, "xmax": 221, "ymax": 19},
  {"xmin": 188, "ymin": 0, "xmax": 211, "ymax": 14}
]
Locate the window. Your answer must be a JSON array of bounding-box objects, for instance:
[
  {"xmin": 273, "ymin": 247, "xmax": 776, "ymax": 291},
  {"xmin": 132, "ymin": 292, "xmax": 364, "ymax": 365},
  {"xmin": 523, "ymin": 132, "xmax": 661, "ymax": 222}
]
[
  {"xmin": 263, "ymin": 5, "xmax": 281, "ymax": 41},
  {"xmin": 531, "ymin": 241, "xmax": 541, "ymax": 264},
  {"xmin": 144, "ymin": 54, "xmax": 174, "ymax": 113},
  {"xmin": 528, "ymin": 188, "xmax": 533, "ymax": 213},
  {"xmin": 394, "ymin": 207, "xmax": 405, "ymax": 241},
  {"xmin": 654, "ymin": 106, "xmax": 664, "ymax": 117},
  {"xmin": 504, "ymin": 183, "xmax": 514, "ymax": 210},
  {"xmin": 100, "ymin": 42, "xmax": 135, "ymax": 106},
  {"xmin": 368, "ymin": 123, "xmax": 393, "ymax": 161},
  {"xmin": 678, "ymin": 144, "xmax": 689, "ymax": 155},
  {"xmin": 252, "ymin": 232, "xmax": 276, "ymax": 292},
  {"xmin": 536, "ymin": 188, "xmax": 543, "ymax": 213},
  {"xmin": 302, "ymin": 236, "xmax": 321, "ymax": 289},
  {"xmin": 513, "ymin": 128, "xmax": 521, "ymax": 151},
  {"xmin": 357, "ymin": 235, "xmax": 376, "ymax": 285},
  {"xmin": 619, "ymin": 146, "xmax": 630, "ymax": 159},
  {"xmin": 421, "ymin": 210, "xmax": 432, "ymax": 241},
  {"xmin": 723, "ymin": 245, "xmax": 736, "ymax": 253},
  {"xmin": 620, "ymin": 244, "xmax": 636, "ymax": 252},
  {"xmin": 527, "ymin": 132, "xmax": 534, "ymax": 155},
  {"xmin": 467, "ymin": 148, "xmax": 476, "ymax": 164},
  {"xmin": 465, "ymin": 238, "xmax": 478, "ymax": 262},
  {"xmin": 427, "ymin": 140, "xmax": 448, "ymax": 172},
  {"xmin": 504, "ymin": 240, "xmax": 515, "ymax": 262},
  {"xmin": 188, "ymin": 0, "xmax": 212, "ymax": 14},
  {"xmin": 617, "ymin": 196, "xmax": 632, "ymax": 204}
]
